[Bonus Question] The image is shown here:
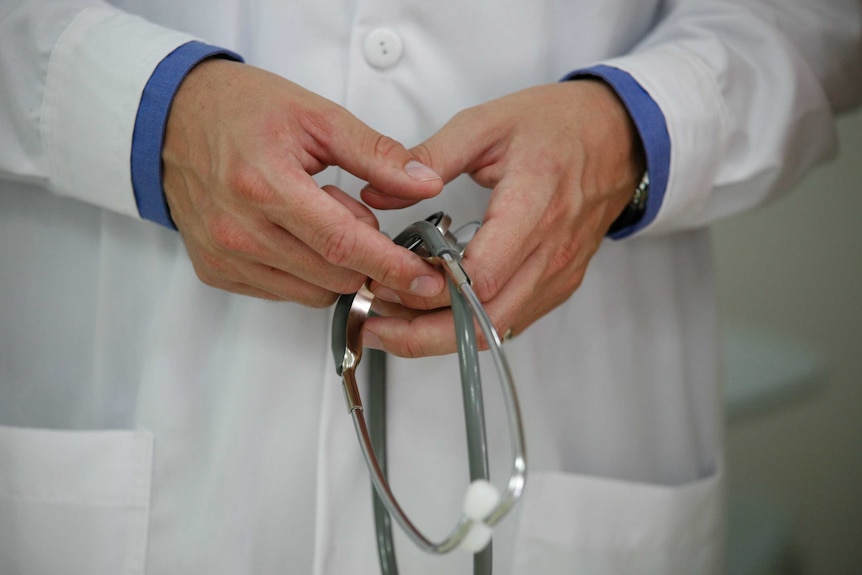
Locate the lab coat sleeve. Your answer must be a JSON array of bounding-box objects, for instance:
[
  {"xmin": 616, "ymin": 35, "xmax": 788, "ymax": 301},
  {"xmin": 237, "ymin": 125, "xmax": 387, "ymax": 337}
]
[
  {"xmin": 593, "ymin": 0, "xmax": 862, "ymax": 235},
  {"xmin": 0, "ymin": 0, "xmax": 198, "ymax": 218}
]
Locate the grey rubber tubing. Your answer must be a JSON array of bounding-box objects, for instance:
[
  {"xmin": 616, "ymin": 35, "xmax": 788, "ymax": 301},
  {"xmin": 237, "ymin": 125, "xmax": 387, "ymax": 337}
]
[
  {"xmin": 367, "ymin": 347, "xmax": 399, "ymax": 574},
  {"xmin": 366, "ymin": 279, "xmax": 492, "ymax": 575}
]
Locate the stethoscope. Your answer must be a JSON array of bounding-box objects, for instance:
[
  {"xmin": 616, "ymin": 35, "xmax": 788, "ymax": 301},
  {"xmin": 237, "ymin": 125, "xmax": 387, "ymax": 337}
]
[{"xmin": 331, "ymin": 213, "xmax": 527, "ymax": 575}]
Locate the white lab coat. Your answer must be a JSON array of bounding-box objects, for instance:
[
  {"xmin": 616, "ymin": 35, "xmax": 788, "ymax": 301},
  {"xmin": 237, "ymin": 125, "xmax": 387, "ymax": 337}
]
[{"xmin": 0, "ymin": 1, "xmax": 859, "ymax": 574}]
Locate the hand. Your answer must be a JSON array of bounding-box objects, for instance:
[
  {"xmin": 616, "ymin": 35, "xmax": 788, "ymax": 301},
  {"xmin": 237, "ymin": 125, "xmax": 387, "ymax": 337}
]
[
  {"xmin": 162, "ymin": 58, "xmax": 445, "ymax": 306},
  {"xmin": 360, "ymin": 80, "xmax": 644, "ymax": 355}
]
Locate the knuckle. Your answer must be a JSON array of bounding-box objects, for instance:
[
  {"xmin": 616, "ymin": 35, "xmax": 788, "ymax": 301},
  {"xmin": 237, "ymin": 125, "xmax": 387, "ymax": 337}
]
[
  {"xmin": 402, "ymin": 336, "xmax": 427, "ymax": 359},
  {"xmin": 227, "ymin": 166, "xmax": 263, "ymax": 203},
  {"xmin": 372, "ymin": 134, "xmax": 404, "ymax": 160},
  {"xmin": 299, "ymin": 103, "xmax": 341, "ymax": 152},
  {"xmin": 374, "ymin": 255, "xmax": 408, "ymax": 291},
  {"xmin": 190, "ymin": 259, "xmax": 224, "ymax": 289},
  {"xmin": 549, "ymin": 242, "xmax": 577, "ymax": 276},
  {"xmin": 205, "ymin": 214, "xmax": 253, "ymax": 254},
  {"xmin": 314, "ymin": 222, "xmax": 358, "ymax": 267},
  {"xmin": 563, "ymin": 266, "xmax": 586, "ymax": 295},
  {"xmin": 410, "ymin": 143, "xmax": 434, "ymax": 167},
  {"xmin": 471, "ymin": 269, "xmax": 502, "ymax": 303},
  {"xmin": 197, "ymin": 250, "xmax": 228, "ymax": 276}
]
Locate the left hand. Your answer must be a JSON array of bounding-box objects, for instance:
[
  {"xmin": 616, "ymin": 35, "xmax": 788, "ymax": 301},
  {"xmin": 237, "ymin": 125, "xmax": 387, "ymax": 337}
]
[{"xmin": 361, "ymin": 79, "xmax": 645, "ymax": 357}]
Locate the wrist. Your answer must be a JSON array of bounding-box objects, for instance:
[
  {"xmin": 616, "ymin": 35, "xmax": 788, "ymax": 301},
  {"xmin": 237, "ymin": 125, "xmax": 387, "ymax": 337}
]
[
  {"xmin": 561, "ymin": 64, "xmax": 670, "ymax": 238},
  {"xmin": 164, "ymin": 58, "xmax": 238, "ymax": 164},
  {"xmin": 131, "ymin": 42, "xmax": 243, "ymax": 229},
  {"xmin": 568, "ymin": 78, "xmax": 646, "ymax": 231}
]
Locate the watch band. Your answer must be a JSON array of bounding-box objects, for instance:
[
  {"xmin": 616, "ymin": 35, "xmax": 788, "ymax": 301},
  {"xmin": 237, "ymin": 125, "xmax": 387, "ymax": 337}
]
[{"xmin": 608, "ymin": 171, "xmax": 649, "ymax": 235}]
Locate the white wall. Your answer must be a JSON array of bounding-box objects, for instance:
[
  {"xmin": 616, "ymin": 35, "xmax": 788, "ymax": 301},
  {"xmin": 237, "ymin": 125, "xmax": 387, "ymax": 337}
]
[{"xmin": 713, "ymin": 107, "xmax": 862, "ymax": 574}]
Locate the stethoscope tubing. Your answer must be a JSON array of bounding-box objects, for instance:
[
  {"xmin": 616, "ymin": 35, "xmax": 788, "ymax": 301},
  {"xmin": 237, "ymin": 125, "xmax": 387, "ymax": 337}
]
[
  {"xmin": 450, "ymin": 278, "xmax": 494, "ymax": 575},
  {"xmin": 334, "ymin": 214, "xmax": 527, "ymax": 573},
  {"xmin": 367, "ymin": 276, "xmax": 494, "ymax": 575}
]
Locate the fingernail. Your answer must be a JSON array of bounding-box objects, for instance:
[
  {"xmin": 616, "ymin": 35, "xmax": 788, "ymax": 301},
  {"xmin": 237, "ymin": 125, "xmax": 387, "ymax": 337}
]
[
  {"xmin": 364, "ymin": 331, "xmax": 383, "ymax": 350},
  {"xmin": 409, "ymin": 275, "xmax": 440, "ymax": 297},
  {"xmin": 374, "ymin": 286, "xmax": 401, "ymax": 304},
  {"xmin": 404, "ymin": 160, "xmax": 440, "ymax": 182}
]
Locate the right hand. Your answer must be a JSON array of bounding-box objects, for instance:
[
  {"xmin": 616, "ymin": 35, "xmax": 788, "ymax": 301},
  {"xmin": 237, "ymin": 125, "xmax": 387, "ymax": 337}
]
[{"xmin": 162, "ymin": 58, "xmax": 445, "ymax": 306}]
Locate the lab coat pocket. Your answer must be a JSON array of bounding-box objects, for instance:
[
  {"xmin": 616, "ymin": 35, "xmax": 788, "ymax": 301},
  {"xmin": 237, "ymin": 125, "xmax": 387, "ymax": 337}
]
[
  {"xmin": 0, "ymin": 426, "xmax": 153, "ymax": 575},
  {"xmin": 511, "ymin": 468, "xmax": 724, "ymax": 575}
]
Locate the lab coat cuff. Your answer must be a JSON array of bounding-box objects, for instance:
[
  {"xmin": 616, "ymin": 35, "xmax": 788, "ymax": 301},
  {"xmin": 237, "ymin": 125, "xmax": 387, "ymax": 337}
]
[
  {"xmin": 131, "ymin": 41, "xmax": 244, "ymax": 230},
  {"xmin": 563, "ymin": 65, "xmax": 670, "ymax": 240},
  {"xmin": 589, "ymin": 46, "xmax": 731, "ymax": 236},
  {"xmin": 41, "ymin": 5, "xmax": 199, "ymax": 220}
]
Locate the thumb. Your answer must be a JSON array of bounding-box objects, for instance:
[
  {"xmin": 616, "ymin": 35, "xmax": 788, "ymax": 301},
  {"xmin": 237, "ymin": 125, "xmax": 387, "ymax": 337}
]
[
  {"xmin": 363, "ymin": 111, "xmax": 495, "ymax": 210},
  {"xmin": 412, "ymin": 106, "xmax": 497, "ymax": 183},
  {"xmin": 361, "ymin": 118, "xmax": 483, "ymax": 210},
  {"xmin": 324, "ymin": 112, "xmax": 443, "ymax": 202}
]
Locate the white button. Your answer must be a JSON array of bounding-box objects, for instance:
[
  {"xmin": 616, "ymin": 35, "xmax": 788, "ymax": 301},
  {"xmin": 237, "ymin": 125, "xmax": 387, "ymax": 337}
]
[{"xmin": 363, "ymin": 28, "xmax": 403, "ymax": 69}]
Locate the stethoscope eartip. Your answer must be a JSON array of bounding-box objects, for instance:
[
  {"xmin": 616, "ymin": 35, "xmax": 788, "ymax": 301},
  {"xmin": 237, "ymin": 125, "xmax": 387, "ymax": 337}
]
[
  {"xmin": 458, "ymin": 479, "xmax": 501, "ymax": 553},
  {"xmin": 459, "ymin": 522, "xmax": 494, "ymax": 553},
  {"xmin": 463, "ymin": 479, "xmax": 501, "ymax": 521}
]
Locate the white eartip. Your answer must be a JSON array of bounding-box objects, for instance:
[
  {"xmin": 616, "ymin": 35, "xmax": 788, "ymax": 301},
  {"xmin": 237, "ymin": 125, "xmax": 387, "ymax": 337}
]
[
  {"xmin": 459, "ymin": 522, "xmax": 494, "ymax": 553},
  {"xmin": 463, "ymin": 479, "xmax": 501, "ymax": 522}
]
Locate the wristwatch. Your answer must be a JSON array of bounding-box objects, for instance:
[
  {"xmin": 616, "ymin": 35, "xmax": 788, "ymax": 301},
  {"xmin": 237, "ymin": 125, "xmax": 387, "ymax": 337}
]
[{"xmin": 608, "ymin": 170, "xmax": 649, "ymax": 235}]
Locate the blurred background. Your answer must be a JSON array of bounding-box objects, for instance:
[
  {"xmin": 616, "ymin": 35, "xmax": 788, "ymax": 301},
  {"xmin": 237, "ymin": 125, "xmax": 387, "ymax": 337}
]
[{"xmin": 714, "ymin": 107, "xmax": 862, "ymax": 575}]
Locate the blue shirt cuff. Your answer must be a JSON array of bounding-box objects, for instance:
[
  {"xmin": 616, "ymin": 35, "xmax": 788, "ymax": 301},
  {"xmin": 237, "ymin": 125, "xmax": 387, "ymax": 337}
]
[
  {"xmin": 562, "ymin": 65, "xmax": 670, "ymax": 239},
  {"xmin": 131, "ymin": 41, "xmax": 243, "ymax": 230}
]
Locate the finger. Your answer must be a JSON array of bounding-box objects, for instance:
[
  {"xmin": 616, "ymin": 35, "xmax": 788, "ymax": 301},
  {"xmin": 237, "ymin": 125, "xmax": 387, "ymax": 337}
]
[
  {"xmin": 322, "ymin": 185, "xmax": 379, "ymax": 228},
  {"xmin": 360, "ymin": 185, "xmax": 423, "ymax": 210},
  {"xmin": 218, "ymin": 186, "xmax": 380, "ymax": 295},
  {"xmin": 234, "ymin": 261, "xmax": 341, "ymax": 307},
  {"xmin": 192, "ymin": 247, "xmax": 341, "ymax": 307},
  {"xmin": 196, "ymin": 205, "xmax": 368, "ymax": 295},
  {"xmin": 361, "ymin": 113, "xmax": 498, "ymax": 211},
  {"xmin": 273, "ymin": 170, "xmax": 445, "ymax": 298},
  {"xmin": 459, "ymin": 170, "xmax": 562, "ymax": 302},
  {"xmin": 309, "ymin": 107, "xmax": 444, "ymax": 202},
  {"xmin": 473, "ymin": 241, "xmax": 575, "ymax": 345},
  {"xmin": 368, "ymin": 170, "xmax": 559, "ymax": 310},
  {"xmin": 478, "ymin": 215, "xmax": 608, "ymax": 344},
  {"xmin": 369, "ymin": 297, "xmax": 431, "ymax": 321},
  {"xmin": 368, "ymin": 278, "xmax": 451, "ymax": 311},
  {"xmin": 364, "ymin": 308, "xmax": 459, "ymax": 357},
  {"xmin": 202, "ymin": 278, "xmax": 283, "ymax": 301},
  {"xmin": 189, "ymin": 256, "xmax": 300, "ymax": 302},
  {"xmin": 411, "ymin": 111, "xmax": 500, "ymax": 184},
  {"xmin": 366, "ymin": 239, "xmax": 561, "ymax": 357},
  {"xmin": 373, "ymin": 170, "xmax": 560, "ymax": 309}
]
